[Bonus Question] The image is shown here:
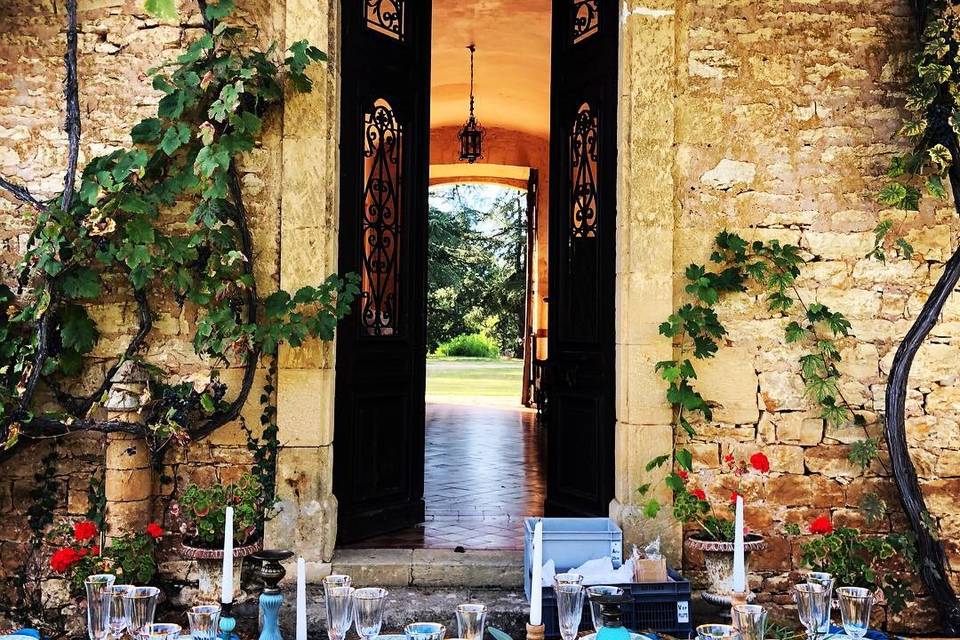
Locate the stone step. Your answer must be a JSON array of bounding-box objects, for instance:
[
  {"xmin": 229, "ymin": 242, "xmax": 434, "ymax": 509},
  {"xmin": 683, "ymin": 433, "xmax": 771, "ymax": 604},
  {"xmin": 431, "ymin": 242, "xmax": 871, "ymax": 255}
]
[{"xmin": 331, "ymin": 548, "xmax": 526, "ymax": 588}]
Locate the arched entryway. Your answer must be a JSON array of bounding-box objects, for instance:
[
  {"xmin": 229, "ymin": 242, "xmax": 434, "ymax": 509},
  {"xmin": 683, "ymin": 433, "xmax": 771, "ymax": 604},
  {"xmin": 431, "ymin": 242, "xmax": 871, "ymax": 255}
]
[{"xmin": 332, "ymin": 0, "xmax": 619, "ymax": 547}]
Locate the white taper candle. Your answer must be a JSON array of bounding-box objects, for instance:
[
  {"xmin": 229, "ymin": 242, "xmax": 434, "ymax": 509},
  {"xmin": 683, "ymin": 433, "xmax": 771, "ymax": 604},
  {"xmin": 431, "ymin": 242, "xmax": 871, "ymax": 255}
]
[
  {"xmin": 221, "ymin": 506, "xmax": 234, "ymax": 604},
  {"xmin": 732, "ymin": 495, "xmax": 746, "ymax": 593},
  {"xmin": 530, "ymin": 519, "xmax": 543, "ymax": 626},
  {"xmin": 297, "ymin": 557, "xmax": 307, "ymax": 640}
]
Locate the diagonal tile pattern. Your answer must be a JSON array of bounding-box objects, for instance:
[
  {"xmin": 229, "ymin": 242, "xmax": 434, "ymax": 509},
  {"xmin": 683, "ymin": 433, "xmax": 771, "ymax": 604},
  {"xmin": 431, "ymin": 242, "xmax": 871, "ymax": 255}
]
[{"xmin": 346, "ymin": 402, "xmax": 545, "ymax": 550}]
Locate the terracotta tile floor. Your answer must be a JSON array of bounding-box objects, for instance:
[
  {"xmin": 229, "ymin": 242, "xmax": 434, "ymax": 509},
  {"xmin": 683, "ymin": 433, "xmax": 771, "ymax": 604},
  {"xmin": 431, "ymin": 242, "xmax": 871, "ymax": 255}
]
[{"xmin": 347, "ymin": 402, "xmax": 545, "ymax": 550}]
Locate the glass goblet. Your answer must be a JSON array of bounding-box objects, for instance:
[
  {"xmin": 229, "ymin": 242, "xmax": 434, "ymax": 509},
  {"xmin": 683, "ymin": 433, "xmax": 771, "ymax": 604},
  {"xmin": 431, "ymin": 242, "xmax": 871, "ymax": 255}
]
[
  {"xmin": 405, "ymin": 622, "xmax": 446, "ymax": 640},
  {"xmin": 696, "ymin": 624, "xmax": 741, "ymax": 640},
  {"xmin": 353, "ymin": 588, "xmax": 389, "ymax": 640},
  {"xmin": 141, "ymin": 623, "xmax": 181, "ymax": 640},
  {"xmin": 187, "ymin": 605, "xmax": 221, "ymax": 640},
  {"xmin": 794, "ymin": 583, "xmax": 828, "ymax": 640},
  {"xmin": 123, "ymin": 586, "xmax": 161, "ymax": 640},
  {"xmin": 732, "ymin": 604, "xmax": 767, "ymax": 640},
  {"xmin": 837, "ymin": 587, "xmax": 874, "ymax": 639},
  {"xmin": 553, "ymin": 574, "xmax": 585, "ymax": 640},
  {"xmin": 586, "ymin": 586, "xmax": 623, "ymax": 633},
  {"xmin": 456, "ymin": 604, "xmax": 487, "ymax": 640},
  {"xmin": 325, "ymin": 585, "xmax": 355, "ymax": 640},
  {"xmin": 107, "ymin": 585, "xmax": 133, "ymax": 639},
  {"xmin": 84, "ymin": 574, "xmax": 116, "ymax": 640},
  {"xmin": 807, "ymin": 571, "xmax": 834, "ymax": 634}
]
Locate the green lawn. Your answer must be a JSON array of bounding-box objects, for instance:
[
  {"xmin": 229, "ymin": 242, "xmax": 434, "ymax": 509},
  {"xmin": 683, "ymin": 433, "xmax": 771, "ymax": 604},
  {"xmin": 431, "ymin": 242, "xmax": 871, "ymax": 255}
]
[{"xmin": 425, "ymin": 356, "xmax": 524, "ymax": 402}]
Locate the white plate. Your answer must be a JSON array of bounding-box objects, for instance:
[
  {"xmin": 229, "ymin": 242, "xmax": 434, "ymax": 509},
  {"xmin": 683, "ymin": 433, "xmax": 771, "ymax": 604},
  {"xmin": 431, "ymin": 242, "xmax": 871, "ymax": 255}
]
[{"xmin": 0, "ymin": 635, "xmax": 39, "ymax": 640}]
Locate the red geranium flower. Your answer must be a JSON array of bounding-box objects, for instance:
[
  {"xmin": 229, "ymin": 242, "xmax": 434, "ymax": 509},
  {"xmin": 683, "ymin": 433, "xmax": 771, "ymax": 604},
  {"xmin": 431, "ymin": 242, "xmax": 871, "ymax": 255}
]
[
  {"xmin": 730, "ymin": 491, "xmax": 742, "ymax": 503},
  {"xmin": 810, "ymin": 515, "xmax": 833, "ymax": 535},
  {"xmin": 50, "ymin": 547, "xmax": 82, "ymax": 573},
  {"xmin": 691, "ymin": 489, "xmax": 707, "ymax": 501},
  {"xmin": 678, "ymin": 470, "xmax": 689, "ymax": 481},
  {"xmin": 145, "ymin": 522, "xmax": 164, "ymax": 539},
  {"xmin": 749, "ymin": 452, "xmax": 770, "ymax": 473},
  {"xmin": 73, "ymin": 520, "xmax": 98, "ymax": 543},
  {"xmin": 91, "ymin": 546, "xmax": 100, "ymax": 556}
]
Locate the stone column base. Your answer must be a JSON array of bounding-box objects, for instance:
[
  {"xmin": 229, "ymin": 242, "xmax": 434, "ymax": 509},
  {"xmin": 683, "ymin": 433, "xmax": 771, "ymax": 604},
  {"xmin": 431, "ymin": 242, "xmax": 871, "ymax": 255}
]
[{"xmin": 104, "ymin": 432, "xmax": 153, "ymax": 540}]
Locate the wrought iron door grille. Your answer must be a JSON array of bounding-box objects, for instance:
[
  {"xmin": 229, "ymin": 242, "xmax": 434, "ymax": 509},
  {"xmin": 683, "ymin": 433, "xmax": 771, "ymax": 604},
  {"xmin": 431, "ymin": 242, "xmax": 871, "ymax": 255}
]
[
  {"xmin": 366, "ymin": 0, "xmax": 405, "ymax": 41},
  {"xmin": 570, "ymin": 103, "xmax": 599, "ymax": 239},
  {"xmin": 571, "ymin": 0, "xmax": 599, "ymax": 44},
  {"xmin": 360, "ymin": 98, "xmax": 403, "ymax": 336}
]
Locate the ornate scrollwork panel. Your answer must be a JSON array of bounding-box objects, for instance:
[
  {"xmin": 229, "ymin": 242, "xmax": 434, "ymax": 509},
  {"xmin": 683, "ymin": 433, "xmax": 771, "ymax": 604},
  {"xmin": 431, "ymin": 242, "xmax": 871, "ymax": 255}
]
[
  {"xmin": 570, "ymin": 102, "xmax": 599, "ymax": 239},
  {"xmin": 571, "ymin": 0, "xmax": 599, "ymax": 44},
  {"xmin": 366, "ymin": 0, "xmax": 405, "ymax": 41},
  {"xmin": 360, "ymin": 98, "xmax": 403, "ymax": 336}
]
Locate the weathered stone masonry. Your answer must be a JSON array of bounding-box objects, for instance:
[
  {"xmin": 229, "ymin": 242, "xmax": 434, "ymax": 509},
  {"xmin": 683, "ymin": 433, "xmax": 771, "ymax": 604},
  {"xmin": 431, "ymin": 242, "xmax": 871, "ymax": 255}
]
[{"xmin": 1, "ymin": 0, "xmax": 960, "ymax": 632}]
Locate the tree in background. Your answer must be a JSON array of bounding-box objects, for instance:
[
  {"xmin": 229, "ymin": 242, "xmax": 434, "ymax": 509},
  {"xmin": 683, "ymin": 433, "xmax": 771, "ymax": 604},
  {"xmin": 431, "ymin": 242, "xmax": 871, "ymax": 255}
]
[{"xmin": 426, "ymin": 185, "xmax": 526, "ymax": 357}]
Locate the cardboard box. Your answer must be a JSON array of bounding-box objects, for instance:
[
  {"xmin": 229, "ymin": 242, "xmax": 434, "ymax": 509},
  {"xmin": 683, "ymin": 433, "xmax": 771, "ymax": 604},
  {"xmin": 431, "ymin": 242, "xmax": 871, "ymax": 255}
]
[{"xmin": 633, "ymin": 557, "xmax": 668, "ymax": 582}]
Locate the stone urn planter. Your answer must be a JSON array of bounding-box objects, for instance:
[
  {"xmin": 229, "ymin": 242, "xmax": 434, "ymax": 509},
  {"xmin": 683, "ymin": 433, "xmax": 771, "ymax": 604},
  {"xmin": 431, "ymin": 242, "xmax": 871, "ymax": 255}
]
[
  {"xmin": 685, "ymin": 533, "xmax": 766, "ymax": 608},
  {"xmin": 178, "ymin": 538, "xmax": 263, "ymax": 603}
]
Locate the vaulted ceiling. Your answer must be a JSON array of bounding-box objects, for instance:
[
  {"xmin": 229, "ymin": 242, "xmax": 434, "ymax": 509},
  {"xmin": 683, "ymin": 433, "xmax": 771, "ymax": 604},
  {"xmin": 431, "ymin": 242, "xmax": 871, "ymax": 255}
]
[{"xmin": 430, "ymin": 0, "xmax": 552, "ymax": 139}]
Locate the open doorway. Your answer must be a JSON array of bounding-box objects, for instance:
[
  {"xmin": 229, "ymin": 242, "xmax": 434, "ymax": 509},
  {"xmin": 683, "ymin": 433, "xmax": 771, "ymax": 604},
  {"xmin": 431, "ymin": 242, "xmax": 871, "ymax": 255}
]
[{"xmin": 334, "ymin": 0, "xmax": 618, "ymax": 548}]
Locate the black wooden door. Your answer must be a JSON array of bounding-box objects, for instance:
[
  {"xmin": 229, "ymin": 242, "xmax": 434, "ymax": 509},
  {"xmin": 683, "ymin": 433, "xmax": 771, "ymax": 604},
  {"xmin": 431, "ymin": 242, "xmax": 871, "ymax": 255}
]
[
  {"xmin": 335, "ymin": 0, "xmax": 431, "ymax": 543},
  {"xmin": 546, "ymin": 0, "xmax": 617, "ymax": 517}
]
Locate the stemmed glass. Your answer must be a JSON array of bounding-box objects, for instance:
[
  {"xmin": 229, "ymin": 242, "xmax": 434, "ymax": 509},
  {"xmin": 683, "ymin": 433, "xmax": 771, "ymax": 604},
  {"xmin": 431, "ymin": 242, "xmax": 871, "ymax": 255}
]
[
  {"xmin": 807, "ymin": 572, "xmax": 834, "ymax": 635},
  {"xmin": 732, "ymin": 604, "xmax": 767, "ymax": 640},
  {"xmin": 553, "ymin": 573, "xmax": 585, "ymax": 640},
  {"xmin": 107, "ymin": 585, "xmax": 133, "ymax": 639},
  {"xmin": 837, "ymin": 587, "xmax": 874, "ymax": 639},
  {"xmin": 123, "ymin": 586, "xmax": 161, "ymax": 640},
  {"xmin": 405, "ymin": 622, "xmax": 446, "ymax": 640},
  {"xmin": 456, "ymin": 604, "xmax": 487, "ymax": 640},
  {"xmin": 84, "ymin": 574, "xmax": 116, "ymax": 640},
  {"xmin": 187, "ymin": 605, "xmax": 222, "ymax": 640},
  {"xmin": 325, "ymin": 585, "xmax": 355, "ymax": 640},
  {"xmin": 586, "ymin": 586, "xmax": 623, "ymax": 633},
  {"xmin": 353, "ymin": 588, "xmax": 389, "ymax": 640},
  {"xmin": 794, "ymin": 583, "xmax": 829, "ymax": 640},
  {"xmin": 141, "ymin": 623, "xmax": 181, "ymax": 640}
]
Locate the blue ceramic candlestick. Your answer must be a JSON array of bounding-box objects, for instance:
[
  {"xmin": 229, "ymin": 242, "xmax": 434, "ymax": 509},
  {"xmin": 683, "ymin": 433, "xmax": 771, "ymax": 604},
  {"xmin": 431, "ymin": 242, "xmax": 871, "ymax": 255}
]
[
  {"xmin": 253, "ymin": 550, "xmax": 295, "ymax": 640},
  {"xmin": 219, "ymin": 600, "xmax": 237, "ymax": 640}
]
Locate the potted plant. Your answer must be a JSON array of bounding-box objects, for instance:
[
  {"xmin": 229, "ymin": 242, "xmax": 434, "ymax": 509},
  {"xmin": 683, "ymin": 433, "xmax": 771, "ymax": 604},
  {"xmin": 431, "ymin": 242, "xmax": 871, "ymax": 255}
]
[
  {"xmin": 172, "ymin": 473, "xmax": 265, "ymax": 602},
  {"xmin": 49, "ymin": 520, "xmax": 164, "ymax": 597},
  {"xmin": 678, "ymin": 452, "xmax": 769, "ymax": 606}
]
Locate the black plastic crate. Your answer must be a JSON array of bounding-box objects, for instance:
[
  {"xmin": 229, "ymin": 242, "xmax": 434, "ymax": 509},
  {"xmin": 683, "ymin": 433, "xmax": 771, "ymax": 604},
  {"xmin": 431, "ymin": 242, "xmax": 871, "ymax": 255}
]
[{"xmin": 538, "ymin": 570, "xmax": 692, "ymax": 639}]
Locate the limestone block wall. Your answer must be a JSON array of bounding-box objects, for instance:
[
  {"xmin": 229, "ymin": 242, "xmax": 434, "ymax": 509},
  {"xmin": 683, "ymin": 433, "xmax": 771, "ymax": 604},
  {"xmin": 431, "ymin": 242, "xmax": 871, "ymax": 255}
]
[{"xmin": 656, "ymin": 0, "xmax": 959, "ymax": 631}]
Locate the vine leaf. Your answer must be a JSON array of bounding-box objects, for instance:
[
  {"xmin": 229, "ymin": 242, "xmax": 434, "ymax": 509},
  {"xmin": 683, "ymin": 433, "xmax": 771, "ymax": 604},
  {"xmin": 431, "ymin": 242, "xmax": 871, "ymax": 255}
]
[{"xmin": 144, "ymin": 0, "xmax": 178, "ymax": 21}]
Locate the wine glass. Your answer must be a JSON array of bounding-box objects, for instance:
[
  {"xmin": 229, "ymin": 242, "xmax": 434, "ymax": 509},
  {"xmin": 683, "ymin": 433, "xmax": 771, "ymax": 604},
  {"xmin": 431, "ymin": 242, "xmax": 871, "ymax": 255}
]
[
  {"xmin": 456, "ymin": 604, "xmax": 487, "ymax": 640},
  {"xmin": 123, "ymin": 586, "xmax": 161, "ymax": 640},
  {"xmin": 84, "ymin": 574, "xmax": 116, "ymax": 640},
  {"xmin": 325, "ymin": 585, "xmax": 355, "ymax": 640},
  {"xmin": 353, "ymin": 588, "xmax": 389, "ymax": 640},
  {"xmin": 107, "ymin": 585, "xmax": 133, "ymax": 639},
  {"xmin": 732, "ymin": 604, "xmax": 767, "ymax": 640},
  {"xmin": 586, "ymin": 586, "xmax": 623, "ymax": 633},
  {"xmin": 837, "ymin": 587, "xmax": 874, "ymax": 639},
  {"xmin": 186, "ymin": 605, "xmax": 221, "ymax": 640},
  {"xmin": 794, "ymin": 583, "xmax": 828, "ymax": 640},
  {"xmin": 553, "ymin": 573, "xmax": 585, "ymax": 640},
  {"xmin": 807, "ymin": 572, "xmax": 834, "ymax": 635},
  {"xmin": 405, "ymin": 622, "xmax": 446, "ymax": 640},
  {"xmin": 141, "ymin": 623, "xmax": 181, "ymax": 640}
]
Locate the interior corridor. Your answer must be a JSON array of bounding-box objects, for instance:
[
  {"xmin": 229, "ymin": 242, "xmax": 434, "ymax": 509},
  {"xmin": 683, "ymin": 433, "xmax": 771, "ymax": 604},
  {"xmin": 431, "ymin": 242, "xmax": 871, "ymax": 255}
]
[{"xmin": 344, "ymin": 403, "xmax": 545, "ymax": 549}]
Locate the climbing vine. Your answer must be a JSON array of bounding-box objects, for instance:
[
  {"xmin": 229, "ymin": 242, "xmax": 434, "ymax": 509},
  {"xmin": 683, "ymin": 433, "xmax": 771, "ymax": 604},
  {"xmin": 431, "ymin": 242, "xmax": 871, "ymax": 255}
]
[
  {"xmin": 0, "ymin": 0, "xmax": 356, "ymax": 462},
  {"xmin": 640, "ymin": 231, "xmax": 865, "ymax": 516}
]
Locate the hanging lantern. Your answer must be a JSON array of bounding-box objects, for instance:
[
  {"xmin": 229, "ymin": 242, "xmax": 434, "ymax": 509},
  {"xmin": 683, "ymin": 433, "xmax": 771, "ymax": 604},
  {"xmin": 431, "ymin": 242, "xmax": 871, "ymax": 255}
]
[{"xmin": 458, "ymin": 44, "xmax": 484, "ymax": 163}]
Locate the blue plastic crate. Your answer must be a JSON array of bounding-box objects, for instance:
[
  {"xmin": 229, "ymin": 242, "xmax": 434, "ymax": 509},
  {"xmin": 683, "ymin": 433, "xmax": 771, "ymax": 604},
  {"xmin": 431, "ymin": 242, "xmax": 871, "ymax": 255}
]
[
  {"xmin": 523, "ymin": 517, "xmax": 623, "ymax": 600},
  {"xmin": 537, "ymin": 570, "xmax": 692, "ymax": 639}
]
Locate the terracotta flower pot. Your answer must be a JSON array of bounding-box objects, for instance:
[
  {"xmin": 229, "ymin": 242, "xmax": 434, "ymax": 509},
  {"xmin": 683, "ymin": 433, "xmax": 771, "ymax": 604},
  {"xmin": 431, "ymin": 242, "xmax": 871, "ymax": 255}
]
[
  {"xmin": 178, "ymin": 538, "xmax": 263, "ymax": 604},
  {"xmin": 685, "ymin": 533, "xmax": 766, "ymax": 608}
]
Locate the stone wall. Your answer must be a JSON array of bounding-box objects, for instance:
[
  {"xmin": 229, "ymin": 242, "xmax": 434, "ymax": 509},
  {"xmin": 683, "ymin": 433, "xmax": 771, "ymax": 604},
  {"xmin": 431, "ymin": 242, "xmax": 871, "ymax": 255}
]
[
  {"xmin": 663, "ymin": 0, "xmax": 958, "ymax": 632},
  {"xmin": 2, "ymin": 0, "xmax": 960, "ymax": 634}
]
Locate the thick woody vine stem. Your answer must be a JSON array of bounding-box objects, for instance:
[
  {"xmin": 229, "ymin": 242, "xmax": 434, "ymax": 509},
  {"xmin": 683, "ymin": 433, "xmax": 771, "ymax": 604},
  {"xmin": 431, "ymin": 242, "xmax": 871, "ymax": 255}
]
[{"xmin": 883, "ymin": 102, "xmax": 960, "ymax": 633}]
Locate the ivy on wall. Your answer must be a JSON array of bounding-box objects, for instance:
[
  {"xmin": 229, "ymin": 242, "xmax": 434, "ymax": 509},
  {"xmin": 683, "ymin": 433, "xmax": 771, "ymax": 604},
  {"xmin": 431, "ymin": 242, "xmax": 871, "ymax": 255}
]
[{"xmin": 0, "ymin": 0, "xmax": 356, "ymax": 462}]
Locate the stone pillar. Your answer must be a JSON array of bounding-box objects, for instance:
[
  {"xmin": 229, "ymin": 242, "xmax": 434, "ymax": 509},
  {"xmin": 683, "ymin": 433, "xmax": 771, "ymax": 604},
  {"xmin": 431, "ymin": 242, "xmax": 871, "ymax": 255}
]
[
  {"xmin": 264, "ymin": 0, "xmax": 341, "ymax": 574},
  {"xmin": 610, "ymin": 0, "xmax": 683, "ymax": 563},
  {"xmin": 103, "ymin": 362, "xmax": 153, "ymax": 540}
]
